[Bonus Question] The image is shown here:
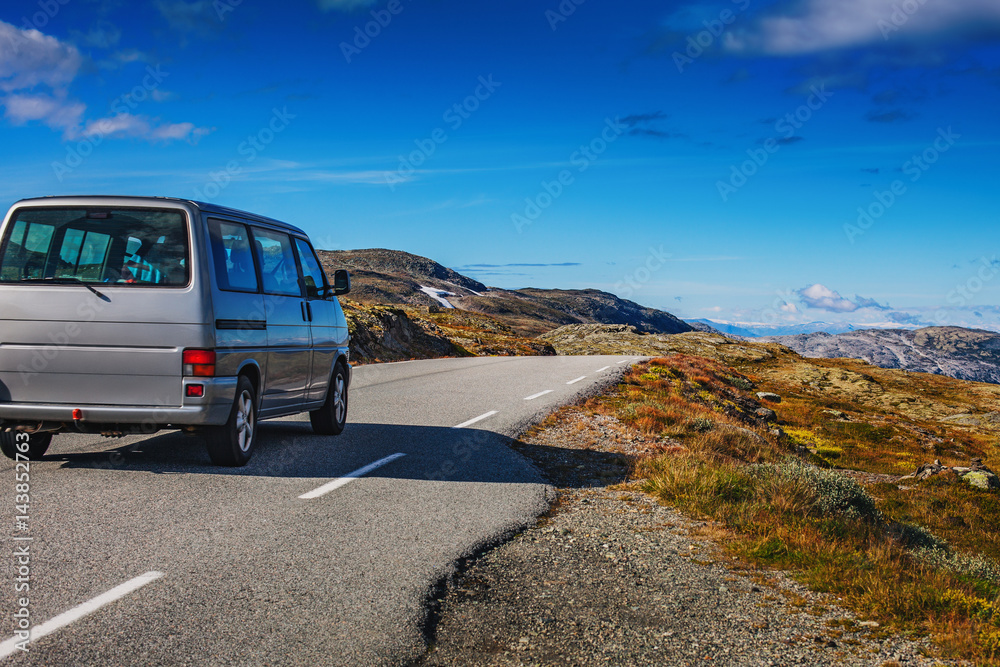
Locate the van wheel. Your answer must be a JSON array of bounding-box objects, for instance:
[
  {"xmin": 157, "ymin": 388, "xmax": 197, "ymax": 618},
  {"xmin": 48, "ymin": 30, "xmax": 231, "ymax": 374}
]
[
  {"xmin": 205, "ymin": 376, "xmax": 258, "ymax": 466},
  {"xmin": 0, "ymin": 432, "xmax": 53, "ymax": 461},
  {"xmin": 310, "ymin": 364, "xmax": 348, "ymax": 436}
]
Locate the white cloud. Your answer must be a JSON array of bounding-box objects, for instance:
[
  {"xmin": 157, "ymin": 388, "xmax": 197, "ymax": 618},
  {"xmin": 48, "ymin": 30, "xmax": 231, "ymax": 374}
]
[
  {"xmin": 79, "ymin": 113, "xmax": 213, "ymax": 143},
  {"xmin": 797, "ymin": 283, "xmax": 889, "ymax": 313},
  {"xmin": 72, "ymin": 21, "xmax": 122, "ymax": 49},
  {"xmin": 2, "ymin": 93, "xmax": 85, "ymax": 132},
  {"xmin": 798, "ymin": 284, "xmax": 861, "ymax": 312},
  {"xmin": 0, "ymin": 19, "xmax": 208, "ymax": 143},
  {"xmin": 316, "ymin": 0, "xmax": 378, "ymax": 11},
  {"xmin": 0, "ymin": 21, "xmax": 82, "ymax": 92},
  {"xmin": 724, "ymin": 0, "xmax": 1000, "ymax": 55},
  {"xmin": 156, "ymin": 1, "xmax": 216, "ymax": 33}
]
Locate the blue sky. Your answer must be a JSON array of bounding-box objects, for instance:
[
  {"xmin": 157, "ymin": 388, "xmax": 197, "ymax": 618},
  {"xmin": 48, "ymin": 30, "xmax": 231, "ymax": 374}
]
[{"xmin": 1, "ymin": 0, "xmax": 999, "ymax": 331}]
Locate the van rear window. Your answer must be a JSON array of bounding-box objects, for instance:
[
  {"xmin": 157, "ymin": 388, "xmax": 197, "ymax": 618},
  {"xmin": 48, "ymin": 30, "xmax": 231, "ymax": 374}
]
[{"xmin": 0, "ymin": 207, "xmax": 189, "ymax": 286}]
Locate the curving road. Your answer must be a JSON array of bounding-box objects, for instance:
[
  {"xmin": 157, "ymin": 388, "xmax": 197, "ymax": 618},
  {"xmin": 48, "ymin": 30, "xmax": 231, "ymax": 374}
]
[{"xmin": 0, "ymin": 355, "xmax": 643, "ymax": 665}]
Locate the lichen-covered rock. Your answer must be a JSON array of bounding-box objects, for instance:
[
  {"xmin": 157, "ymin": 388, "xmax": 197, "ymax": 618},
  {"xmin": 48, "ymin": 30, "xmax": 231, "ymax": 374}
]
[
  {"xmin": 940, "ymin": 413, "xmax": 981, "ymax": 427},
  {"xmin": 963, "ymin": 470, "xmax": 999, "ymax": 491},
  {"xmin": 756, "ymin": 392, "xmax": 781, "ymax": 403}
]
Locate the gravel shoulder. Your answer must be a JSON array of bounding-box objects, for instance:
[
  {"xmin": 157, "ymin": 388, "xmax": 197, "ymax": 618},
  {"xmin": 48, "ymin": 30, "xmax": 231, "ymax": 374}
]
[{"xmin": 411, "ymin": 408, "xmax": 957, "ymax": 666}]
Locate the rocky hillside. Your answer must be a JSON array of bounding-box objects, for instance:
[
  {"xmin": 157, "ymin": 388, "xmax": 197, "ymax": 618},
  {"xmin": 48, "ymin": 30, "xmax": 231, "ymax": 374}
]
[
  {"xmin": 453, "ymin": 288, "xmax": 691, "ymax": 337},
  {"xmin": 318, "ymin": 249, "xmax": 485, "ymax": 308},
  {"xmin": 342, "ymin": 301, "xmax": 463, "ymax": 363},
  {"xmin": 759, "ymin": 326, "xmax": 1000, "ymax": 385},
  {"xmin": 342, "ymin": 300, "xmax": 554, "ymax": 364},
  {"xmin": 539, "ymin": 324, "xmax": 780, "ymax": 363},
  {"xmin": 319, "ymin": 248, "xmax": 692, "ymax": 338}
]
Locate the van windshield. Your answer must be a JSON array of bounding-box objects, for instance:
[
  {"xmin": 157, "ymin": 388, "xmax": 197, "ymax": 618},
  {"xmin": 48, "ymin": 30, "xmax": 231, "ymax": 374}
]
[{"xmin": 0, "ymin": 207, "xmax": 189, "ymax": 286}]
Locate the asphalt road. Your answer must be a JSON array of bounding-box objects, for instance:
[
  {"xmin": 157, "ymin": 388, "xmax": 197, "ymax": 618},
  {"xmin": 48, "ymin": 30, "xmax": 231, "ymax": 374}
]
[{"xmin": 0, "ymin": 355, "xmax": 643, "ymax": 666}]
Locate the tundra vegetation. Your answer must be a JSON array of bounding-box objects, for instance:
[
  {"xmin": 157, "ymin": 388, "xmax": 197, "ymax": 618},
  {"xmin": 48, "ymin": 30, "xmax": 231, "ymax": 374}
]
[{"xmin": 571, "ymin": 349, "xmax": 1000, "ymax": 664}]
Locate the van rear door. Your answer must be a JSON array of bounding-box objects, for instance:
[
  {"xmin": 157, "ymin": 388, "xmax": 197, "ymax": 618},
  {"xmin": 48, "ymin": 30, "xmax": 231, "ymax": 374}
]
[{"xmin": 0, "ymin": 205, "xmax": 205, "ymax": 409}]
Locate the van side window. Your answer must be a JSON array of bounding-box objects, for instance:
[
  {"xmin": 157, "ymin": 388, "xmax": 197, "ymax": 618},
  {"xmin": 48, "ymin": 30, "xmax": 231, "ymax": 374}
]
[
  {"xmin": 251, "ymin": 228, "xmax": 301, "ymax": 297},
  {"xmin": 293, "ymin": 238, "xmax": 326, "ymax": 298},
  {"xmin": 209, "ymin": 219, "xmax": 258, "ymax": 292}
]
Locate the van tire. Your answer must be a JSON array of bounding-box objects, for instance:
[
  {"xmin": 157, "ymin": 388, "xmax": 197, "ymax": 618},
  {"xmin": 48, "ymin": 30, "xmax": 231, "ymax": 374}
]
[
  {"xmin": 0, "ymin": 432, "xmax": 53, "ymax": 461},
  {"xmin": 205, "ymin": 376, "xmax": 258, "ymax": 466},
  {"xmin": 310, "ymin": 364, "xmax": 348, "ymax": 436}
]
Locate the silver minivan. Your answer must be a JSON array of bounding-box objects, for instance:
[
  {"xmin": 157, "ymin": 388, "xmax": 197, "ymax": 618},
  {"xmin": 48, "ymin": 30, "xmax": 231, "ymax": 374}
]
[{"xmin": 0, "ymin": 196, "xmax": 352, "ymax": 466}]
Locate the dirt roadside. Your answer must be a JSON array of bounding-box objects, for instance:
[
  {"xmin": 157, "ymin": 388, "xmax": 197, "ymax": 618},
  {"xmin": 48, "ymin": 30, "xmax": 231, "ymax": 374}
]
[{"xmin": 408, "ymin": 408, "xmax": 958, "ymax": 667}]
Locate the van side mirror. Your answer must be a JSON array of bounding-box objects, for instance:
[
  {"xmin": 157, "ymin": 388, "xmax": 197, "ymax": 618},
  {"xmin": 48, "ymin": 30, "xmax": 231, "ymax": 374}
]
[{"xmin": 332, "ymin": 269, "xmax": 351, "ymax": 296}]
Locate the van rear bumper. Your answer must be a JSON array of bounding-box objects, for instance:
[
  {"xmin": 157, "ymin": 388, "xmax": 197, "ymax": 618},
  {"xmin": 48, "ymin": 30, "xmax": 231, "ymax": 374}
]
[{"xmin": 0, "ymin": 377, "xmax": 237, "ymax": 429}]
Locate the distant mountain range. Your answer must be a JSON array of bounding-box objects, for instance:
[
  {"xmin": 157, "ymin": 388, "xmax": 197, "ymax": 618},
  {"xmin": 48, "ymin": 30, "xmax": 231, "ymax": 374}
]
[
  {"xmin": 316, "ymin": 249, "xmax": 1000, "ymax": 386},
  {"xmin": 685, "ymin": 319, "xmax": 919, "ymax": 338},
  {"xmin": 759, "ymin": 327, "xmax": 1000, "ymax": 385},
  {"xmin": 318, "ymin": 248, "xmax": 692, "ymax": 337}
]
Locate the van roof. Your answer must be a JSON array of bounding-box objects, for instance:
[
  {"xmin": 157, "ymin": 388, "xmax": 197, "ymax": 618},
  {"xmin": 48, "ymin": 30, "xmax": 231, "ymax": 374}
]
[{"xmin": 11, "ymin": 195, "xmax": 308, "ymax": 236}]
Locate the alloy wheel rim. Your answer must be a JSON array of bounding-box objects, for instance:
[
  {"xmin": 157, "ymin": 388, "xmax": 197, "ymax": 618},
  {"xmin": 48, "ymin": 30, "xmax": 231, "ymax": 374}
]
[
  {"xmin": 334, "ymin": 375, "xmax": 346, "ymax": 424},
  {"xmin": 236, "ymin": 390, "xmax": 254, "ymax": 452}
]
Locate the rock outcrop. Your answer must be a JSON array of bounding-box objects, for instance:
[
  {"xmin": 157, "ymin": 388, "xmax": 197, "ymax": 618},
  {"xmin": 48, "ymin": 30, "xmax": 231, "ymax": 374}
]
[
  {"xmin": 760, "ymin": 326, "xmax": 1000, "ymax": 386},
  {"xmin": 900, "ymin": 459, "xmax": 999, "ymax": 491},
  {"xmin": 343, "ymin": 302, "xmax": 463, "ymax": 363}
]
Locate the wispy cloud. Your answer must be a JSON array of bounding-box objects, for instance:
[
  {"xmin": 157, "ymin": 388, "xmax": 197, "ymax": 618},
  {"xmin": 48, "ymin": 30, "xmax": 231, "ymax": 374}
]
[
  {"xmin": 316, "ymin": 0, "xmax": 378, "ymax": 11},
  {"xmin": 0, "ymin": 21, "xmax": 82, "ymax": 92},
  {"xmin": 70, "ymin": 20, "xmax": 122, "ymax": 49},
  {"xmin": 724, "ymin": 0, "xmax": 1000, "ymax": 55},
  {"xmin": 459, "ymin": 263, "xmax": 582, "ymax": 269},
  {"xmin": 622, "ymin": 111, "xmax": 668, "ymax": 125},
  {"xmin": 2, "ymin": 93, "xmax": 85, "ymax": 132},
  {"xmin": 621, "ymin": 110, "xmax": 687, "ymax": 141},
  {"xmin": 667, "ymin": 255, "xmax": 744, "ymax": 262},
  {"xmin": 0, "ymin": 19, "xmax": 208, "ymax": 143},
  {"xmin": 866, "ymin": 109, "xmax": 916, "ymax": 123},
  {"xmin": 156, "ymin": 1, "xmax": 218, "ymax": 35},
  {"xmin": 797, "ymin": 283, "xmax": 889, "ymax": 312}
]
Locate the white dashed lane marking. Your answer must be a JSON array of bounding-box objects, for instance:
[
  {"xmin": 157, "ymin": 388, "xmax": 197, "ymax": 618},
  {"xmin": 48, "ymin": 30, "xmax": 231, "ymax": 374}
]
[
  {"xmin": 453, "ymin": 411, "xmax": 499, "ymax": 429},
  {"xmin": 0, "ymin": 571, "xmax": 165, "ymax": 659},
  {"xmin": 299, "ymin": 453, "xmax": 407, "ymax": 499}
]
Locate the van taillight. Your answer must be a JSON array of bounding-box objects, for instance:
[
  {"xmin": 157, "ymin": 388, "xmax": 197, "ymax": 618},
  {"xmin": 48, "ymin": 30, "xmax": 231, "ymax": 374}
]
[{"xmin": 183, "ymin": 349, "xmax": 216, "ymax": 377}]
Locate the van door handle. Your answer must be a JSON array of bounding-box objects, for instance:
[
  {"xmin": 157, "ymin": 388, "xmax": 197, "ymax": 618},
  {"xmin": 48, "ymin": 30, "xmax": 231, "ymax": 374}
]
[
  {"xmin": 307, "ymin": 303, "xmax": 313, "ymax": 321},
  {"xmin": 301, "ymin": 302, "xmax": 308, "ymax": 321}
]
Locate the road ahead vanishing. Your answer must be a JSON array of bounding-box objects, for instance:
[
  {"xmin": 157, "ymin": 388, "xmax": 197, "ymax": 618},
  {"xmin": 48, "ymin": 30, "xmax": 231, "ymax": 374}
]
[{"xmin": 1, "ymin": 355, "xmax": 642, "ymax": 666}]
